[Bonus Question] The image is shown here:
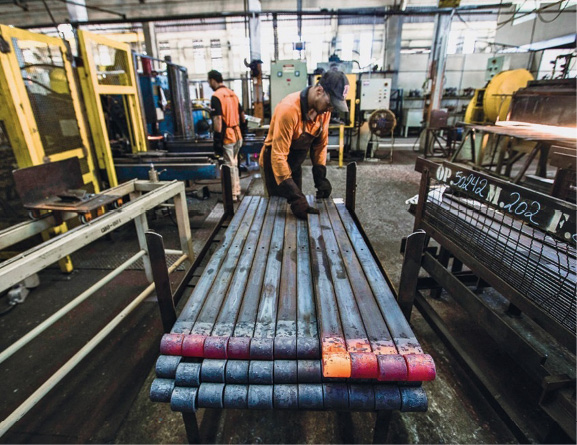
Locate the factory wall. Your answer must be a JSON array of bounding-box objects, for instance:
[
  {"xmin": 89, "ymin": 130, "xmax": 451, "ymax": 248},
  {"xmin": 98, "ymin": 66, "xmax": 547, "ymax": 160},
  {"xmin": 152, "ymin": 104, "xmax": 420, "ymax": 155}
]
[
  {"xmin": 397, "ymin": 52, "xmax": 534, "ymax": 93},
  {"xmin": 495, "ymin": 3, "xmax": 577, "ymax": 48}
]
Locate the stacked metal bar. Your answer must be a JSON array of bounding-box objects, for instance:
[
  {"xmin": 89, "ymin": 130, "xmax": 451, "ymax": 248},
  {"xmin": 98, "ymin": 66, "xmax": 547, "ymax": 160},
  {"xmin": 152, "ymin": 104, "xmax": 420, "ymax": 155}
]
[
  {"xmin": 150, "ymin": 196, "xmax": 435, "ymax": 413},
  {"xmin": 424, "ymin": 188, "xmax": 576, "ymax": 333}
]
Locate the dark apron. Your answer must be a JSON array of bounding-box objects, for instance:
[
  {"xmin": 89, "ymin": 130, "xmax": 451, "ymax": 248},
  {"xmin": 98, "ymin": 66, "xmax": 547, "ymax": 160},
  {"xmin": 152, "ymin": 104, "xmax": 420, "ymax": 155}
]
[{"xmin": 262, "ymin": 90, "xmax": 322, "ymax": 196}]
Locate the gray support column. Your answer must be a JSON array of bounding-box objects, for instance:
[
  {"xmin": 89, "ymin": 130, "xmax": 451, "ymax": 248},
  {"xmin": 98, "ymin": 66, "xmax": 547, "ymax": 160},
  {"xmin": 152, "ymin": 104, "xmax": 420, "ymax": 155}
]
[
  {"xmin": 248, "ymin": 0, "xmax": 262, "ymax": 61},
  {"xmin": 143, "ymin": 22, "xmax": 159, "ymax": 64},
  {"xmin": 66, "ymin": 0, "xmax": 87, "ymax": 22},
  {"xmin": 273, "ymin": 13, "xmax": 279, "ymax": 61},
  {"xmin": 426, "ymin": 13, "xmax": 453, "ymax": 114},
  {"xmin": 330, "ymin": 16, "xmax": 339, "ymax": 57},
  {"xmin": 383, "ymin": 13, "xmax": 403, "ymax": 90}
]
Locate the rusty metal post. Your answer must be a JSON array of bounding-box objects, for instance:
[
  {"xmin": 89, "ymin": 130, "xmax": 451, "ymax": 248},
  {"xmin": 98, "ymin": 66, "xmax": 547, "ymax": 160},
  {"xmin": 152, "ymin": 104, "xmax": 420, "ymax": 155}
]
[
  {"xmin": 397, "ymin": 230, "xmax": 427, "ymax": 321},
  {"xmin": 345, "ymin": 162, "xmax": 357, "ymax": 214},
  {"xmin": 221, "ymin": 164, "xmax": 234, "ymax": 217},
  {"xmin": 145, "ymin": 230, "xmax": 176, "ymax": 333}
]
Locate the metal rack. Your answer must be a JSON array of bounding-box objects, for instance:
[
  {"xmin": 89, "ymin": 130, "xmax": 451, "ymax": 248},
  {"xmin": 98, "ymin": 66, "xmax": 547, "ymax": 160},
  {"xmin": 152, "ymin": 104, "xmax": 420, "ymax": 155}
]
[{"xmin": 398, "ymin": 157, "xmax": 576, "ymax": 442}]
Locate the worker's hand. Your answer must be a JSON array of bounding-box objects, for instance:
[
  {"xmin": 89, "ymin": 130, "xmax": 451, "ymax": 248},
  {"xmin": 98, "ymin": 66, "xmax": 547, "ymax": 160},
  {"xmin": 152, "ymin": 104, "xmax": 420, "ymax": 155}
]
[
  {"xmin": 312, "ymin": 165, "xmax": 332, "ymax": 199},
  {"xmin": 278, "ymin": 178, "xmax": 319, "ymax": 219},
  {"xmin": 291, "ymin": 197, "xmax": 319, "ymax": 219}
]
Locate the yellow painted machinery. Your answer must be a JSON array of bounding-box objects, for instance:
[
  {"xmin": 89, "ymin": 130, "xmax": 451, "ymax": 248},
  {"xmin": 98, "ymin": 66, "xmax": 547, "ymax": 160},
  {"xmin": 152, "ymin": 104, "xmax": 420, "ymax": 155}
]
[
  {"xmin": 77, "ymin": 29, "xmax": 149, "ymax": 187},
  {"xmin": 464, "ymin": 69, "xmax": 534, "ymax": 124},
  {"xmin": 0, "ymin": 25, "xmax": 104, "ymax": 271},
  {"xmin": 0, "ymin": 25, "xmax": 100, "ymax": 192}
]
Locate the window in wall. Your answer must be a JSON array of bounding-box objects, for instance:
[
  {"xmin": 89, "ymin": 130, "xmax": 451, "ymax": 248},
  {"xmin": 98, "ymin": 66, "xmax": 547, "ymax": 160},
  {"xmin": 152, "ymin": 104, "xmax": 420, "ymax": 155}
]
[
  {"xmin": 359, "ymin": 32, "xmax": 373, "ymax": 70},
  {"xmin": 310, "ymin": 36, "xmax": 324, "ymax": 71},
  {"xmin": 210, "ymin": 39, "xmax": 224, "ymax": 72},
  {"xmin": 401, "ymin": 22, "xmax": 434, "ymax": 53},
  {"xmin": 538, "ymin": 48, "xmax": 577, "ymax": 79},
  {"xmin": 193, "ymin": 40, "xmax": 206, "ymax": 74},
  {"xmin": 340, "ymin": 33, "xmax": 354, "ymax": 61},
  {"xmin": 447, "ymin": 20, "xmax": 497, "ymax": 55},
  {"xmin": 512, "ymin": 0, "xmax": 540, "ymax": 25}
]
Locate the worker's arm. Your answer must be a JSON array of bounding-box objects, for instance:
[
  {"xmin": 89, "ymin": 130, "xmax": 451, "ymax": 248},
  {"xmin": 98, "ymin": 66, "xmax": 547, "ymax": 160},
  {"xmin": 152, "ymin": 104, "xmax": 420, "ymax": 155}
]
[
  {"xmin": 239, "ymin": 103, "xmax": 247, "ymax": 138},
  {"xmin": 238, "ymin": 103, "xmax": 246, "ymax": 124},
  {"xmin": 270, "ymin": 109, "xmax": 298, "ymax": 185},
  {"xmin": 210, "ymin": 96, "xmax": 224, "ymax": 156},
  {"xmin": 211, "ymin": 96, "xmax": 224, "ymax": 155},
  {"xmin": 211, "ymin": 95, "xmax": 223, "ymax": 132},
  {"xmin": 213, "ymin": 115, "xmax": 223, "ymax": 133}
]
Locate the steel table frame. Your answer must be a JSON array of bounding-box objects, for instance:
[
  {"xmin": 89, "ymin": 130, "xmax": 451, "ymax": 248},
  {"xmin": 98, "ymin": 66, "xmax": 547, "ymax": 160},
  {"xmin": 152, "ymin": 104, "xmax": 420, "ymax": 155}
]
[
  {"xmin": 0, "ymin": 179, "xmax": 193, "ymax": 292},
  {"xmin": 147, "ymin": 164, "xmax": 420, "ymax": 443},
  {"xmin": 0, "ymin": 179, "xmax": 195, "ymax": 438}
]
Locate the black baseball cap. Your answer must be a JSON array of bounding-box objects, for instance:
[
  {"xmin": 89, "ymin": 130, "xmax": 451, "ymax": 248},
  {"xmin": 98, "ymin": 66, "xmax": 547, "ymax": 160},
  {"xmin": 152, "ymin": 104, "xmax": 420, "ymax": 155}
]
[{"xmin": 319, "ymin": 70, "xmax": 349, "ymax": 112}]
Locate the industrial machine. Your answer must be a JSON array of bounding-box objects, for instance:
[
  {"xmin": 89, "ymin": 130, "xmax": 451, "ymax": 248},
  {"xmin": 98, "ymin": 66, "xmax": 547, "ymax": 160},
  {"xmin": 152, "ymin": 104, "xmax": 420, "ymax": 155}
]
[
  {"xmin": 137, "ymin": 54, "xmax": 195, "ymax": 143},
  {"xmin": 0, "ymin": 25, "xmax": 102, "ymax": 200},
  {"xmin": 355, "ymin": 76, "xmax": 397, "ymax": 160},
  {"xmin": 0, "ymin": 25, "xmax": 106, "ymax": 272},
  {"xmin": 359, "ymin": 77, "xmax": 392, "ymax": 112},
  {"xmin": 365, "ymin": 109, "xmax": 397, "ymax": 162},
  {"xmin": 76, "ymin": 32, "xmax": 218, "ymax": 182},
  {"xmin": 77, "ymin": 29, "xmax": 149, "ymax": 187},
  {"xmin": 270, "ymin": 59, "xmax": 308, "ymax": 112},
  {"xmin": 464, "ymin": 68, "xmax": 534, "ymax": 124},
  {"xmin": 453, "ymin": 78, "xmax": 576, "ymax": 198}
]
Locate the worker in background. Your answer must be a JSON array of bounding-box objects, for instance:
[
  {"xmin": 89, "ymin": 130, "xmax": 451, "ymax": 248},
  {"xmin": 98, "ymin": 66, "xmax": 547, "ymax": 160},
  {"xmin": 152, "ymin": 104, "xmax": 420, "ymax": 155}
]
[
  {"xmin": 208, "ymin": 70, "xmax": 247, "ymax": 202},
  {"xmin": 259, "ymin": 70, "xmax": 349, "ymax": 219}
]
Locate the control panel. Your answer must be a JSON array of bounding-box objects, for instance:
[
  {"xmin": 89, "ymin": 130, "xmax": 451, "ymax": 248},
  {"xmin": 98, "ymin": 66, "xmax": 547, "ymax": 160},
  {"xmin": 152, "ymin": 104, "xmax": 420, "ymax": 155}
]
[
  {"xmin": 360, "ymin": 78, "xmax": 392, "ymax": 111},
  {"xmin": 270, "ymin": 59, "xmax": 308, "ymax": 112}
]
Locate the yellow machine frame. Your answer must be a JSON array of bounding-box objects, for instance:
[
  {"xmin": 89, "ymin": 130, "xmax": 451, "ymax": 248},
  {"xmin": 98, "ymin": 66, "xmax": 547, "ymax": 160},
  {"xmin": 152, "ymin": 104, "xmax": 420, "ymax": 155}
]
[
  {"xmin": 77, "ymin": 30, "xmax": 148, "ymax": 187},
  {"xmin": 0, "ymin": 25, "xmax": 100, "ymax": 191},
  {"xmin": 0, "ymin": 25, "xmax": 104, "ymax": 272}
]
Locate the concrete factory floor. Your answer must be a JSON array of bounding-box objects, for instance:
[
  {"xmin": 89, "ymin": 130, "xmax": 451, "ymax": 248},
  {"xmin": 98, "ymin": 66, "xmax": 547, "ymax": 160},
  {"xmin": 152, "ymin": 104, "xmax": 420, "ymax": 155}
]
[{"xmin": 0, "ymin": 141, "xmax": 571, "ymax": 444}]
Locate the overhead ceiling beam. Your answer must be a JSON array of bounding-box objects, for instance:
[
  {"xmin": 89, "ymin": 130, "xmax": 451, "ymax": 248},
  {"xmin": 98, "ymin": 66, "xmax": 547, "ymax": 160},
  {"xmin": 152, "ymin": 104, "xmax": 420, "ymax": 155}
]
[
  {"xmin": 13, "ymin": 0, "xmax": 29, "ymax": 11},
  {"xmin": 16, "ymin": 3, "xmax": 513, "ymax": 29}
]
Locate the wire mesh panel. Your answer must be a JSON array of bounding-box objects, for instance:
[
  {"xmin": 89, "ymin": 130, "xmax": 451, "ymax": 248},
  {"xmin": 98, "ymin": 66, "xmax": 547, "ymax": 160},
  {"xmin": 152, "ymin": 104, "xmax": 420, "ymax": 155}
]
[
  {"xmin": 12, "ymin": 39, "xmax": 83, "ymax": 156},
  {"xmin": 420, "ymin": 160, "xmax": 576, "ymax": 335}
]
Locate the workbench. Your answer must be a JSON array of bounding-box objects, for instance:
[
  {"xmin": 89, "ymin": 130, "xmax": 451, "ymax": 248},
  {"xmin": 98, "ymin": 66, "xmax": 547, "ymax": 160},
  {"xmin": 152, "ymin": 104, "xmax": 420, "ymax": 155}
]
[{"xmin": 146, "ymin": 165, "xmax": 436, "ymax": 443}]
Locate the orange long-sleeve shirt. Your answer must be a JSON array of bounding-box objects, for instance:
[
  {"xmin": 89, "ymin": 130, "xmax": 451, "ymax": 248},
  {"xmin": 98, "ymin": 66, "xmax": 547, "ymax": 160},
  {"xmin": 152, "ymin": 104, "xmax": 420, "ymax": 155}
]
[{"xmin": 259, "ymin": 89, "xmax": 330, "ymax": 185}]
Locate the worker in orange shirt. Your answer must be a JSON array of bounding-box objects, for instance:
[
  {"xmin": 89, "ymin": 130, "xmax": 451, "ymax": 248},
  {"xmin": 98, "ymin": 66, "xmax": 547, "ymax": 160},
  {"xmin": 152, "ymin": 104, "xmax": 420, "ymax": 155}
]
[
  {"xmin": 208, "ymin": 70, "xmax": 247, "ymax": 201},
  {"xmin": 259, "ymin": 70, "xmax": 349, "ymax": 219}
]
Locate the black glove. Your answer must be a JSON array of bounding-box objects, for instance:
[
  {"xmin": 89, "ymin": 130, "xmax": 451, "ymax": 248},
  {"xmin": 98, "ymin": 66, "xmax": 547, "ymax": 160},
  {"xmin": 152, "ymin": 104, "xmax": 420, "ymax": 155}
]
[
  {"xmin": 278, "ymin": 178, "xmax": 319, "ymax": 220},
  {"xmin": 312, "ymin": 165, "xmax": 332, "ymax": 199},
  {"xmin": 213, "ymin": 131, "xmax": 224, "ymax": 157},
  {"xmin": 240, "ymin": 121, "xmax": 248, "ymax": 139}
]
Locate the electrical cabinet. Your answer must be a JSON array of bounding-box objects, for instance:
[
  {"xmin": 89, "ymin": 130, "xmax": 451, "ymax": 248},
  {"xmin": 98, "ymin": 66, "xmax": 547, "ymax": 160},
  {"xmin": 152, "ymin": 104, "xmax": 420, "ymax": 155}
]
[
  {"xmin": 270, "ymin": 60, "xmax": 308, "ymax": 112},
  {"xmin": 360, "ymin": 78, "xmax": 392, "ymax": 111}
]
